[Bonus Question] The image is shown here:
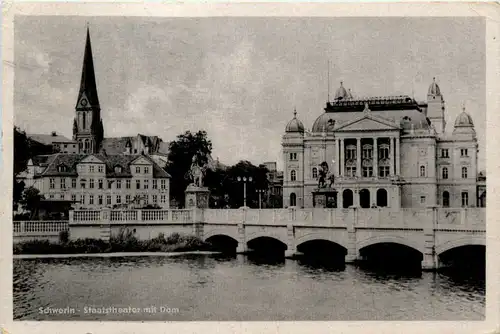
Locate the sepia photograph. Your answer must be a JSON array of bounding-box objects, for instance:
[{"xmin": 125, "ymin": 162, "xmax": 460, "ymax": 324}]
[{"xmin": 3, "ymin": 3, "xmax": 497, "ymax": 331}]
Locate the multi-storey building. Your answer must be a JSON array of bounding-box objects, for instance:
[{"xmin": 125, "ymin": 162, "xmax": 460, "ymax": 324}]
[
  {"xmin": 282, "ymin": 80, "xmax": 484, "ymax": 209},
  {"xmin": 22, "ymin": 153, "xmax": 170, "ymax": 209}
]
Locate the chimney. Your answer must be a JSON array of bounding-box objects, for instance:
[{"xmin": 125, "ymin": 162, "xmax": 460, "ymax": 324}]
[{"xmin": 51, "ymin": 131, "xmax": 57, "ymax": 136}]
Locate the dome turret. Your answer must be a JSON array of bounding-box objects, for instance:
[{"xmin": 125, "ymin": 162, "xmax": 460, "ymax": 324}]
[
  {"xmin": 334, "ymin": 82, "xmax": 348, "ymax": 100},
  {"xmin": 285, "ymin": 109, "xmax": 305, "ymax": 133},
  {"xmin": 454, "ymin": 107, "xmax": 474, "ymax": 128},
  {"xmin": 428, "ymin": 77, "xmax": 441, "ymax": 96}
]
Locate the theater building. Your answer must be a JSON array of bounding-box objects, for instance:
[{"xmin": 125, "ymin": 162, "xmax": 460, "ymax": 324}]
[{"xmin": 282, "ymin": 80, "xmax": 483, "ymax": 209}]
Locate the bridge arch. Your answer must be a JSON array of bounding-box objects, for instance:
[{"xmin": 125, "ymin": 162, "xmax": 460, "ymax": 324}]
[
  {"xmin": 245, "ymin": 232, "xmax": 288, "ymax": 246},
  {"xmin": 295, "ymin": 233, "xmax": 348, "ymax": 250},
  {"xmin": 203, "ymin": 228, "xmax": 239, "ymax": 243},
  {"xmin": 435, "ymin": 236, "xmax": 486, "ymax": 255},
  {"xmin": 357, "ymin": 235, "xmax": 424, "ymax": 254}
]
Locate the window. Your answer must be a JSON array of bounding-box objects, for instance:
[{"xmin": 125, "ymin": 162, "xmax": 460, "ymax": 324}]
[
  {"xmin": 116, "ymin": 195, "xmax": 121, "ymax": 204},
  {"xmin": 362, "ymin": 167, "xmax": 373, "ymax": 177},
  {"xmin": 460, "ymin": 148, "xmax": 468, "ymax": 157},
  {"xmin": 126, "ymin": 195, "xmax": 131, "ymax": 203},
  {"xmin": 89, "ymin": 195, "xmax": 94, "ymax": 205},
  {"xmin": 136, "ymin": 167, "xmax": 141, "ymax": 173},
  {"xmin": 160, "ymin": 179, "xmax": 166, "ymax": 190},
  {"xmin": 50, "ymin": 178, "xmax": 55, "ymax": 189},
  {"xmin": 59, "ymin": 194, "xmax": 64, "ymax": 200},
  {"xmin": 116, "ymin": 180, "xmax": 122, "ymax": 189},
  {"xmin": 89, "ymin": 165, "xmax": 95, "ymax": 173},
  {"xmin": 290, "ymin": 170, "xmax": 296, "ymax": 181},
  {"xmin": 346, "ymin": 167, "xmax": 357, "ymax": 177},
  {"xmin": 461, "ymin": 167, "xmax": 468, "ymax": 179},
  {"xmin": 80, "ymin": 180, "xmax": 86, "ymax": 189},
  {"xmin": 420, "ymin": 166, "xmax": 426, "ymax": 177},
  {"xmin": 144, "ymin": 195, "xmax": 149, "ymax": 205},
  {"xmin": 442, "ymin": 167, "xmax": 448, "ymax": 180},
  {"xmin": 420, "ymin": 196, "xmax": 426, "ymax": 204},
  {"xmin": 126, "ymin": 180, "xmax": 131, "ymax": 189},
  {"xmin": 60, "ymin": 178, "xmax": 66, "ymax": 189},
  {"xmin": 89, "ymin": 179, "xmax": 94, "ymax": 189},
  {"xmin": 289, "ymin": 153, "xmax": 298, "ymax": 161},
  {"xmin": 106, "ymin": 195, "xmax": 112, "ymax": 205},
  {"xmin": 98, "ymin": 165, "xmax": 104, "ymax": 173},
  {"xmin": 153, "ymin": 179, "xmax": 158, "ymax": 189},
  {"xmin": 58, "ymin": 165, "xmax": 67, "ymax": 172},
  {"xmin": 108, "ymin": 180, "xmax": 113, "ymax": 189},
  {"xmin": 153, "ymin": 195, "xmax": 158, "ymax": 204},
  {"xmin": 160, "ymin": 195, "xmax": 167, "ymax": 203},
  {"xmin": 49, "ymin": 194, "xmax": 55, "ymax": 199},
  {"xmin": 114, "ymin": 166, "xmax": 122, "ymax": 174},
  {"xmin": 461, "ymin": 192, "xmax": 469, "ymax": 207},
  {"xmin": 136, "ymin": 180, "xmax": 141, "ymax": 189},
  {"xmin": 144, "ymin": 180, "xmax": 149, "ymax": 189},
  {"xmin": 80, "ymin": 195, "xmax": 85, "ymax": 204},
  {"xmin": 98, "ymin": 195, "xmax": 103, "ymax": 205},
  {"xmin": 72, "ymin": 178, "xmax": 77, "ymax": 188},
  {"xmin": 71, "ymin": 194, "xmax": 76, "ymax": 202},
  {"xmin": 441, "ymin": 149, "xmax": 449, "ymax": 158},
  {"xmin": 290, "ymin": 193, "xmax": 297, "ymax": 207},
  {"xmin": 362, "ymin": 145, "xmax": 372, "ymax": 159},
  {"xmin": 144, "ymin": 167, "xmax": 149, "ymax": 174},
  {"xmin": 312, "ymin": 168, "xmax": 318, "ymax": 179},
  {"xmin": 442, "ymin": 191, "xmax": 450, "ymax": 207},
  {"xmin": 379, "ymin": 166, "xmax": 390, "ymax": 178},
  {"xmin": 346, "ymin": 146, "xmax": 356, "ymax": 160},
  {"xmin": 379, "ymin": 146, "xmax": 389, "ymax": 159}
]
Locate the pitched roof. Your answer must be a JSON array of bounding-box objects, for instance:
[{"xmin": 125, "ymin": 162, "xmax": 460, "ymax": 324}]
[
  {"xmin": 34, "ymin": 153, "xmax": 170, "ymax": 178},
  {"xmin": 29, "ymin": 134, "xmax": 74, "ymax": 145}
]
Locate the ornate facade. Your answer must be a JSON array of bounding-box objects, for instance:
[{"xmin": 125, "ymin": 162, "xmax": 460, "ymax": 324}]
[{"xmin": 282, "ymin": 80, "xmax": 484, "ymax": 209}]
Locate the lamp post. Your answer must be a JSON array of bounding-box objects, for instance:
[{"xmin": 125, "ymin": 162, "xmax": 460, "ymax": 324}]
[
  {"xmin": 237, "ymin": 176, "xmax": 253, "ymax": 207},
  {"xmin": 256, "ymin": 189, "xmax": 266, "ymax": 209}
]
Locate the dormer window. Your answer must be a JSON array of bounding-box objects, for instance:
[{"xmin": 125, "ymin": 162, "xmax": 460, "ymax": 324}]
[
  {"xmin": 114, "ymin": 165, "xmax": 123, "ymax": 174},
  {"xmin": 57, "ymin": 165, "xmax": 67, "ymax": 172}
]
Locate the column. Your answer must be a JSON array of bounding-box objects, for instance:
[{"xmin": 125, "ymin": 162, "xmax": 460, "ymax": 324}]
[
  {"xmin": 389, "ymin": 137, "xmax": 394, "ymax": 176},
  {"xmin": 373, "ymin": 137, "xmax": 378, "ymax": 178},
  {"xmin": 339, "ymin": 139, "xmax": 344, "ymax": 176},
  {"xmin": 395, "ymin": 137, "xmax": 400, "ymax": 176},
  {"xmin": 334, "ymin": 138, "xmax": 339, "ymax": 177},
  {"xmin": 356, "ymin": 138, "xmax": 361, "ymax": 177},
  {"xmin": 284, "ymin": 224, "xmax": 296, "ymax": 258},
  {"xmin": 236, "ymin": 223, "xmax": 247, "ymax": 253}
]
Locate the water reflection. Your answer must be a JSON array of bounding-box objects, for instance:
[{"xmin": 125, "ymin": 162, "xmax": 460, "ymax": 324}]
[{"xmin": 13, "ymin": 254, "xmax": 485, "ymax": 321}]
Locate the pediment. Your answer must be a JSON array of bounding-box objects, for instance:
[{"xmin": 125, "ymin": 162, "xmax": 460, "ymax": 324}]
[
  {"xmin": 335, "ymin": 115, "xmax": 400, "ymax": 132},
  {"xmin": 80, "ymin": 155, "xmax": 105, "ymax": 164},
  {"xmin": 131, "ymin": 156, "xmax": 152, "ymax": 165}
]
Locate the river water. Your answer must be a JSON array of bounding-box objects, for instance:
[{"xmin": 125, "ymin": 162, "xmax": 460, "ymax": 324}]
[{"xmin": 13, "ymin": 254, "xmax": 485, "ymax": 321}]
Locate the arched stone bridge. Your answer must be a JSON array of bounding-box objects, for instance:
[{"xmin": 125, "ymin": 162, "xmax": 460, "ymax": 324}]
[{"xmin": 69, "ymin": 207, "xmax": 486, "ymax": 270}]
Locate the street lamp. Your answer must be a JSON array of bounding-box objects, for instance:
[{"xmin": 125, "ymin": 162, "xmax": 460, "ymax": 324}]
[
  {"xmin": 256, "ymin": 189, "xmax": 266, "ymax": 209},
  {"xmin": 237, "ymin": 176, "xmax": 253, "ymax": 207}
]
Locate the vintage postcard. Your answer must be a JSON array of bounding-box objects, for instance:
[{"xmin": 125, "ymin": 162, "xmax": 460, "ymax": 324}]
[{"xmin": 1, "ymin": 2, "xmax": 499, "ymax": 334}]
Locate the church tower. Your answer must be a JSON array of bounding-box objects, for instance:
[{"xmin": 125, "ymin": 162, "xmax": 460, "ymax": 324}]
[
  {"xmin": 427, "ymin": 77, "xmax": 446, "ymax": 134},
  {"xmin": 73, "ymin": 27, "xmax": 104, "ymax": 154}
]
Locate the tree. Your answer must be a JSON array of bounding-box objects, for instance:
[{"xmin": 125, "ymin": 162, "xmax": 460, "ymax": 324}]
[
  {"xmin": 20, "ymin": 186, "xmax": 45, "ymax": 220},
  {"xmin": 221, "ymin": 160, "xmax": 269, "ymax": 208},
  {"xmin": 166, "ymin": 130, "xmax": 213, "ymax": 207}
]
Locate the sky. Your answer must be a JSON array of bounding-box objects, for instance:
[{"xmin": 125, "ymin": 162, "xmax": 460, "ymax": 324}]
[{"xmin": 14, "ymin": 16, "xmax": 485, "ymax": 170}]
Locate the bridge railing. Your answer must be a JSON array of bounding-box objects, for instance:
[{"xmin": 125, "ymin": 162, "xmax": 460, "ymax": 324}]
[
  {"xmin": 70, "ymin": 209, "xmax": 193, "ymax": 224},
  {"xmin": 13, "ymin": 220, "xmax": 69, "ymax": 235}
]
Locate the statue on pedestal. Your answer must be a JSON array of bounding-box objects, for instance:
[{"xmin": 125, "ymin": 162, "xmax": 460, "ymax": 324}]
[
  {"xmin": 318, "ymin": 161, "xmax": 335, "ymax": 188},
  {"xmin": 187, "ymin": 155, "xmax": 208, "ymax": 188},
  {"xmin": 185, "ymin": 154, "xmax": 210, "ymax": 209}
]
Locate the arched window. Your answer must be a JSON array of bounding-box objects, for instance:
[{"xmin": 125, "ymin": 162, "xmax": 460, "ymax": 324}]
[
  {"xmin": 290, "ymin": 170, "xmax": 296, "ymax": 181},
  {"xmin": 290, "ymin": 193, "xmax": 296, "ymax": 207},
  {"xmin": 442, "ymin": 167, "xmax": 448, "ymax": 179},
  {"xmin": 346, "ymin": 145, "xmax": 357, "ymax": 160},
  {"xmin": 442, "ymin": 191, "xmax": 450, "ymax": 207},
  {"xmin": 379, "ymin": 144, "xmax": 390, "ymax": 159},
  {"xmin": 461, "ymin": 191, "xmax": 469, "ymax": 207},
  {"xmin": 82, "ymin": 112, "xmax": 86, "ymax": 130},
  {"xmin": 362, "ymin": 144, "xmax": 373, "ymax": 159},
  {"xmin": 312, "ymin": 167, "xmax": 318, "ymax": 179},
  {"xmin": 420, "ymin": 165, "xmax": 426, "ymax": 177},
  {"xmin": 84, "ymin": 139, "xmax": 90, "ymax": 151},
  {"xmin": 461, "ymin": 167, "xmax": 468, "ymax": 179}
]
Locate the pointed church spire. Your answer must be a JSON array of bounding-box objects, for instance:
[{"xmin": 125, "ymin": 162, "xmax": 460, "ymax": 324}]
[{"xmin": 76, "ymin": 26, "xmax": 100, "ymax": 109}]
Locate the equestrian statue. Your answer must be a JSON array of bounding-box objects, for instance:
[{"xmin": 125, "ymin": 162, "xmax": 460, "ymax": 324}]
[{"xmin": 317, "ymin": 161, "xmax": 335, "ymax": 188}]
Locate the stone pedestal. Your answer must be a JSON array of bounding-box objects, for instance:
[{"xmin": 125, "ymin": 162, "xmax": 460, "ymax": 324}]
[
  {"xmin": 312, "ymin": 188, "xmax": 338, "ymax": 208},
  {"xmin": 185, "ymin": 184, "xmax": 210, "ymax": 209}
]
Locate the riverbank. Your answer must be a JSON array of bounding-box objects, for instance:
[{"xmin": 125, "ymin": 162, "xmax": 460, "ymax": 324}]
[
  {"xmin": 13, "ymin": 231, "xmax": 213, "ymax": 256},
  {"xmin": 14, "ymin": 251, "xmax": 222, "ymax": 260}
]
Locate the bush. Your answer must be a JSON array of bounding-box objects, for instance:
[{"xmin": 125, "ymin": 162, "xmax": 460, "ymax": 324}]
[{"xmin": 59, "ymin": 230, "xmax": 69, "ymax": 244}]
